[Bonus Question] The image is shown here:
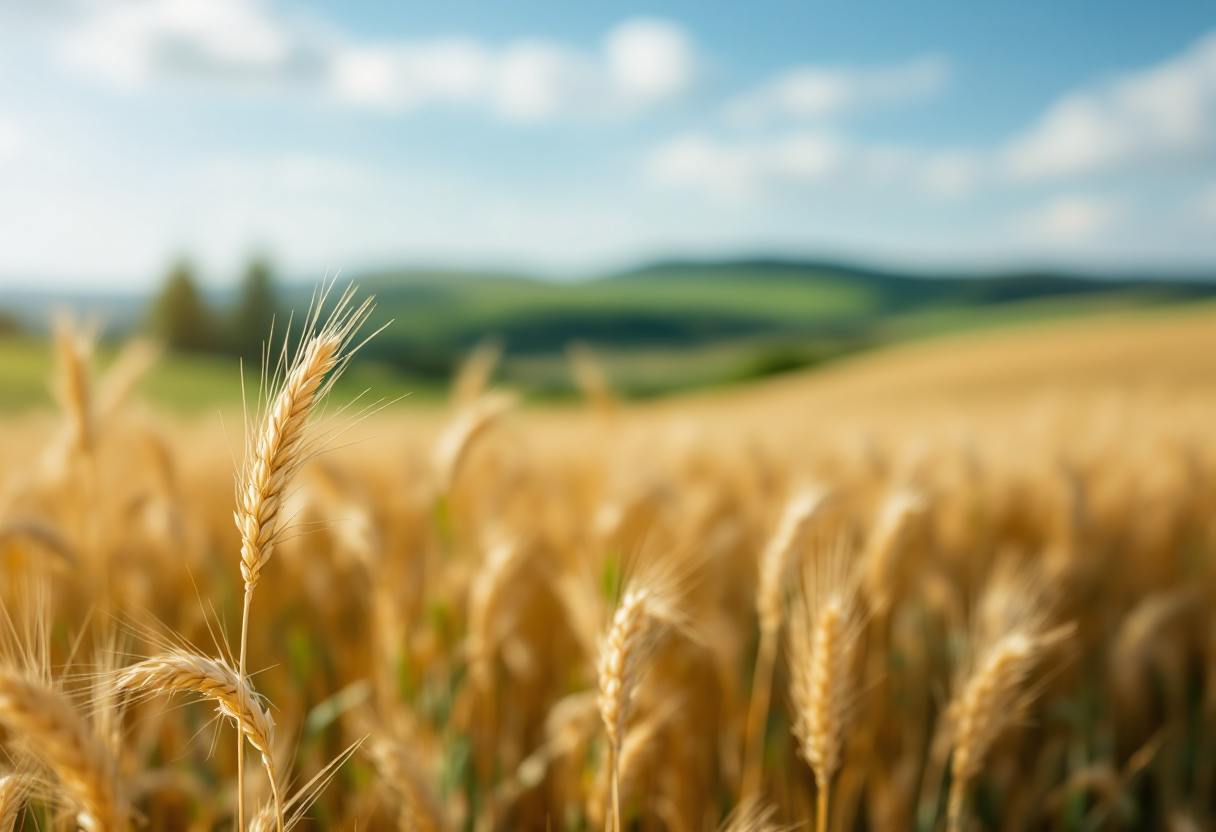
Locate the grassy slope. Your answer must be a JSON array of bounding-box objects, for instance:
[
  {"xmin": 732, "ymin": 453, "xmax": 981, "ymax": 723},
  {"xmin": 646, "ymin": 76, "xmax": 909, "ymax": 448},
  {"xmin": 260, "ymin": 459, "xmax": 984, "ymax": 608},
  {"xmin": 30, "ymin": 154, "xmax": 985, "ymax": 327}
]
[
  {"xmin": 2, "ymin": 261, "xmax": 1212, "ymax": 412},
  {"xmin": 1, "ymin": 295, "xmax": 1213, "ymax": 415}
]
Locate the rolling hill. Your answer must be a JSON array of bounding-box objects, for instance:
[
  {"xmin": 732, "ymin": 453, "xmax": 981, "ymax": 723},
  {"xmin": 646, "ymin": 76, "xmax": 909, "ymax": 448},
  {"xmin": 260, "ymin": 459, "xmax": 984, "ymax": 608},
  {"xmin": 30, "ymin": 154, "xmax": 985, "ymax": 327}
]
[
  {"xmin": 1, "ymin": 259, "xmax": 1213, "ymax": 406},
  {"xmin": 345, "ymin": 259, "xmax": 1216, "ymax": 392}
]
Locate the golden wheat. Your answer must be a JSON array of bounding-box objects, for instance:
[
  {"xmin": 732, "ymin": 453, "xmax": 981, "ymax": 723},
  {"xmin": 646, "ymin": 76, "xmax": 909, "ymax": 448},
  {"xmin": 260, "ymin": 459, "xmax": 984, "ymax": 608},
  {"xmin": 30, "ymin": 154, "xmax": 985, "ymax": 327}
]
[
  {"xmin": 0, "ymin": 672, "xmax": 126, "ymax": 832},
  {"xmin": 787, "ymin": 541, "xmax": 864, "ymax": 832},
  {"xmin": 0, "ymin": 294, "xmax": 1212, "ymax": 831}
]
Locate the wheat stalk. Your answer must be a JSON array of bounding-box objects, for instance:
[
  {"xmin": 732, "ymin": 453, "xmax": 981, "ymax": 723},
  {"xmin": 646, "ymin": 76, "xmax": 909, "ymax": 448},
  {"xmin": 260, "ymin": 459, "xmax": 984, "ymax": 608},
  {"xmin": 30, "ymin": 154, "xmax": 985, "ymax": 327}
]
[
  {"xmin": 591, "ymin": 696, "xmax": 680, "ymax": 827},
  {"xmin": 114, "ymin": 650, "xmax": 281, "ymax": 821},
  {"xmin": 945, "ymin": 561, "xmax": 1073, "ymax": 832},
  {"xmin": 0, "ymin": 671, "xmax": 126, "ymax": 832},
  {"xmin": 787, "ymin": 540, "xmax": 864, "ymax": 832},
  {"xmin": 248, "ymin": 740, "xmax": 360, "ymax": 832},
  {"xmin": 366, "ymin": 736, "xmax": 451, "ymax": 832},
  {"xmin": 96, "ymin": 338, "xmax": 161, "ymax": 424},
  {"xmin": 451, "ymin": 337, "xmax": 503, "ymax": 409},
  {"xmin": 466, "ymin": 537, "xmax": 527, "ymax": 689},
  {"xmin": 861, "ymin": 490, "xmax": 925, "ymax": 615},
  {"xmin": 718, "ymin": 797, "xmax": 781, "ymax": 832},
  {"xmin": 597, "ymin": 579, "xmax": 681, "ymax": 832},
  {"xmin": 432, "ymin": 391, "xmax": 516, "ymax": 495},
  {"xmin": 743, "ymin": 486, "xmax": 831, "ymax": 798},
  {"xmin": 234, "ymin": 284, "xmax": 374, "ymax": 831},
  {"xmin": 51, "ymin": 314, "xmax": 97, "ymax": 460}
]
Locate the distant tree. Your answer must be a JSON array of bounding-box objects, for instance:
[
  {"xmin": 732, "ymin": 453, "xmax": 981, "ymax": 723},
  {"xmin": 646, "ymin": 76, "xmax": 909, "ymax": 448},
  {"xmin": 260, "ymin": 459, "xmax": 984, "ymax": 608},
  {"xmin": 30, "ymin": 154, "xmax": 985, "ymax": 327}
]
[
  {"xmin": 232, "ymin": 257, "xmax": 278, "ymax": 358},
  {"xmin": 150, "ymin": 261, "xmax": 213, "ymax": 351}
]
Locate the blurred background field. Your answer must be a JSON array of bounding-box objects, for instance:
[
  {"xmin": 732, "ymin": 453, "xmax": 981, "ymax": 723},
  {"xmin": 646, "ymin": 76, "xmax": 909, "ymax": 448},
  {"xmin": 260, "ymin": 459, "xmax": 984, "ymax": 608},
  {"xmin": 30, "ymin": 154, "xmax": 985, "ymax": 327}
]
[{"xmin": 1, "ymin": 259, "xmax": 1214, "ymax": 412}]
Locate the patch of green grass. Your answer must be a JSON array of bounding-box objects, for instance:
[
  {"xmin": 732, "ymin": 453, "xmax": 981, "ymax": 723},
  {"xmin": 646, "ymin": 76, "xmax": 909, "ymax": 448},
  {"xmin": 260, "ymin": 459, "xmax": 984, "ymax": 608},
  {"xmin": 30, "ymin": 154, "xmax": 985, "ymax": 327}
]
[
  {"xmin": 883, "ymin": 291, "xmax": 1174, "ymax": 342},
  {"xmin": 0, "ymin": 337, "xmax": 56, "ymax": 411},
  {"xmin": 0, "ymin": 338, "xmax": 443, "ymax": 414}
]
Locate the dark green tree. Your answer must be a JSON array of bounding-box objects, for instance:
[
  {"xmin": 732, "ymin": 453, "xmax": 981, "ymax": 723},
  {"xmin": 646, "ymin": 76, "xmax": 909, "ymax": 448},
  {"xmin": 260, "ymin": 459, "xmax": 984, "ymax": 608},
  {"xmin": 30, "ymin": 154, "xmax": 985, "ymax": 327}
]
[
  {"xmin": 232, "ymin": 257, "xmax": 278, "ymax": 358},
  {"xmin": 150, "ymin": 261, "xmax": 213, "ymax": 351}
]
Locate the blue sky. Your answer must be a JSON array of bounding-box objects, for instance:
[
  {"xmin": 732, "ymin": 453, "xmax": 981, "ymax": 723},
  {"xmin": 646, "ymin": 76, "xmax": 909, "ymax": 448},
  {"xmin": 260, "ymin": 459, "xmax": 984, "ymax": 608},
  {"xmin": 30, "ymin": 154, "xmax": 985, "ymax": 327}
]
[{"xmin": 1, "ymin": 0, "xmax": 1215, "ymax": 289}]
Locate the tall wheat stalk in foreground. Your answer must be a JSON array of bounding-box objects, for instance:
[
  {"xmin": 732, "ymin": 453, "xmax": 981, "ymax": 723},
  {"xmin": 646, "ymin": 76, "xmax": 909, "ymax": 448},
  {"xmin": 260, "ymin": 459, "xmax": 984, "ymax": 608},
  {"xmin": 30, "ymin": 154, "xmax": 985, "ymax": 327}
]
[
  {"xmin": 743, "ymin": 487, "xmax": 830, "ymax": 799},
  {"xmin": 787, "ymin": 540, "xmax": 864, "ymax": 832},
  {"xmin": 945, "ymin": 561, "xmax": 1074, "ymax": 832},
  {"xmin": 233, "ymin": 284, "xmax": 375, "ymax": 831}
]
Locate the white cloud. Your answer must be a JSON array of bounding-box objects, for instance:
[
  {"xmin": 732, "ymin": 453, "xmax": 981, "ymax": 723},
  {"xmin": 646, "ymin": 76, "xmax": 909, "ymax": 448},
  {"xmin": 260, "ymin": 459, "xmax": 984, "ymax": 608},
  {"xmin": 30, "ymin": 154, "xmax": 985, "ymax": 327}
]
[
  {"xmin": 54, "ymin": 0, "xmax": 697, "ymax": 120},
  {"xmin": 1002, "ymin": 32, "xmax": 1216, "ymax": 180},
  {"xmin": 56, "ymin": 0, "xmax": 321, "ymax": 90},
  {"xmin": 648, "ymin": 131, "xmax": 892, "ymax": 201},
  {"xmin": 329, "ymin": 19, "xmax": 696, "ymax": 120},
  {"xmin": 727, "ymin": 55, "xmax": 948, "ymax": 123},
  {"xmin": 1011, "ymin": 195, "xmax": 1124, "ymax": 242},
  {"xmin": 654, "ymin": 30, "xmax": 1216, "ymax": 205},
  {"xmin": 330, "ymin": 40, "xmax": 490, "ymax": 112},
  {"xmin": 648, "ymin": 131, "xmax": 985, "ymax": 202},
  {"xmin": 605, "ymin": 19, "xmax": 695, "ymax": 101}
]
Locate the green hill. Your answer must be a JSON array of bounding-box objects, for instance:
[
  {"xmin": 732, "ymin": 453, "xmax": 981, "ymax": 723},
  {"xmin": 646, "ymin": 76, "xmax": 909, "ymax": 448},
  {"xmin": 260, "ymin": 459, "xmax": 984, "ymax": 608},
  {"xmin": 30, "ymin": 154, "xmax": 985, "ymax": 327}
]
[
  {"xmin": 1, "ymin": 259, "xmax": 1212, "ymax": 410},
  {"xmin": 341, "ymin": 260, "xmax": 1216, "ymax": 394}
]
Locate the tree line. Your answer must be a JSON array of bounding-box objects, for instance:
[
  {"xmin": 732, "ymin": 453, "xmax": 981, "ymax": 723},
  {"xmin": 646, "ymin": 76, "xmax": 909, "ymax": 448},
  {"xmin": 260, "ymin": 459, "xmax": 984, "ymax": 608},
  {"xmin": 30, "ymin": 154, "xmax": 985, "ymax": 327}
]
[{"xmin": 148, "ymin": 259, "xmax": 279, "ymax": 359}]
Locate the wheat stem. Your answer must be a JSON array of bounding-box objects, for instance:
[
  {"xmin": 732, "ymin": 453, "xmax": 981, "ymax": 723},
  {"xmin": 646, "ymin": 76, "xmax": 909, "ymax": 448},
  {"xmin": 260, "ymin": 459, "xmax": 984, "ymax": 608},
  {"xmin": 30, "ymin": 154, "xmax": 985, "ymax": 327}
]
[
  {"xmin": 233, "ymin": 287, "xmax": 372, "ymax": 830},
  {"xmin": 744, "ymin": 487, "xmax": 828, "ymax": 798},
  {"xmin": 741, "ymin": 627, "xmax": 778, "ymax": 799}
]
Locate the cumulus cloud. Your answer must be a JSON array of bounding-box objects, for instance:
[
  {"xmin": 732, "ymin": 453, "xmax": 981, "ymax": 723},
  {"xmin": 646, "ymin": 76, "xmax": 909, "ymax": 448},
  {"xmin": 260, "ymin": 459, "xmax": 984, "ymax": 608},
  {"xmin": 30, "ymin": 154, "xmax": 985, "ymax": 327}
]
[
  {"xmin": 653, "ymin": 30, "xmax": 1216, "ymax": 204},
  {"xmin": 1011, "ymin": 195, "xmax": 1124, "ymax": 242},
  {"xmin": 54, "ymin": 0, "xmax": 697, "ymax": 120},
  {"xmin": 646, "ymin": 131, "xmax": 922, "ymax": 201},
  {"xmin": 1001, "ymin": 32, "xmax": 1216, "ymax": 180},
  {"xmin": 726, "ymin": 55, "xmax": 948, "ymax": 123},
  {"xmin": 56, "ymin": 0, "xmax": 326, "ymax": 90},
  {"xmin": 330, "ymin": 17, "xmax": 694, "ymax": 120},
  {"xmin": 647, "ymin": 131, "xmax": 987, "ymax": 202},
  {"xmin": 605, "ymin": 19, "xmax": 695, "ymax": 101}
]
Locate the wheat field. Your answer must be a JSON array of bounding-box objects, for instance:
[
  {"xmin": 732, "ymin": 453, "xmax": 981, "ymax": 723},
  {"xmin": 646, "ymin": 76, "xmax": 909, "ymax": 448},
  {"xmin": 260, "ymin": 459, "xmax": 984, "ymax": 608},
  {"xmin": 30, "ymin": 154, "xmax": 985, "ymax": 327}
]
[{"xmin": 1, "ymin": 290, "xmax": 1216, "ymax": 832}]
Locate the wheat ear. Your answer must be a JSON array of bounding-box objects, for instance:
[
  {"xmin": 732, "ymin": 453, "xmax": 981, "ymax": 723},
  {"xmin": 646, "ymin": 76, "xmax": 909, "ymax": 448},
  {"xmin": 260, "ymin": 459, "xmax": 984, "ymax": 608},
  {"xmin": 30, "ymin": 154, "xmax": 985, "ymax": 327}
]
[
  {"xmin": 234, "ymin": 284, "xmax": 373, "ymax": 831},
  {"xmin": 432, "ymin": 391, "xmax": 516, "ymax": 494},
  {"xmin": 0, "ymin": 672, "xmax": 126, "ymax": 832},
  {"xmin": 52, "ymin": 314, "xmax": 96, "ymax": 459},
  {"xmin": 718, "ymin": 797, "xmax": 781, "ymax": 832},
  {"xmin": 787, "ymin": 541, "xmax": 864, "ymax": 832},
  {"xmin": 597, "ymin": 580, "xmax": 680, "ymax": 832},
  {"xmin": 743, "ymin": 486, "xmax": 830, "ymax": 799},
  {"xmin": 0, "ymin": 773, "xmax": 33, "ymax": 832},
  {"xmin": 466, "ymin": 537, "xmax": 527, "ymax": 689},
  {"xmin": 451, "ymin": 336, "xmax": 503, "ymax": 408},
  {"xmin": 861, "ymin": 490, "xmax": 925, "ymax": 615},
  {"xmin": 115, "ymin": 651, "xmax": 281, "ymax": 823},
  {"xmin": 945, "ymin": 562, "xmax": 1073, "ymax": 832},
  {"xmin": 367, "ymin": 737, "xmax": 451, "ymax": 832}
]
